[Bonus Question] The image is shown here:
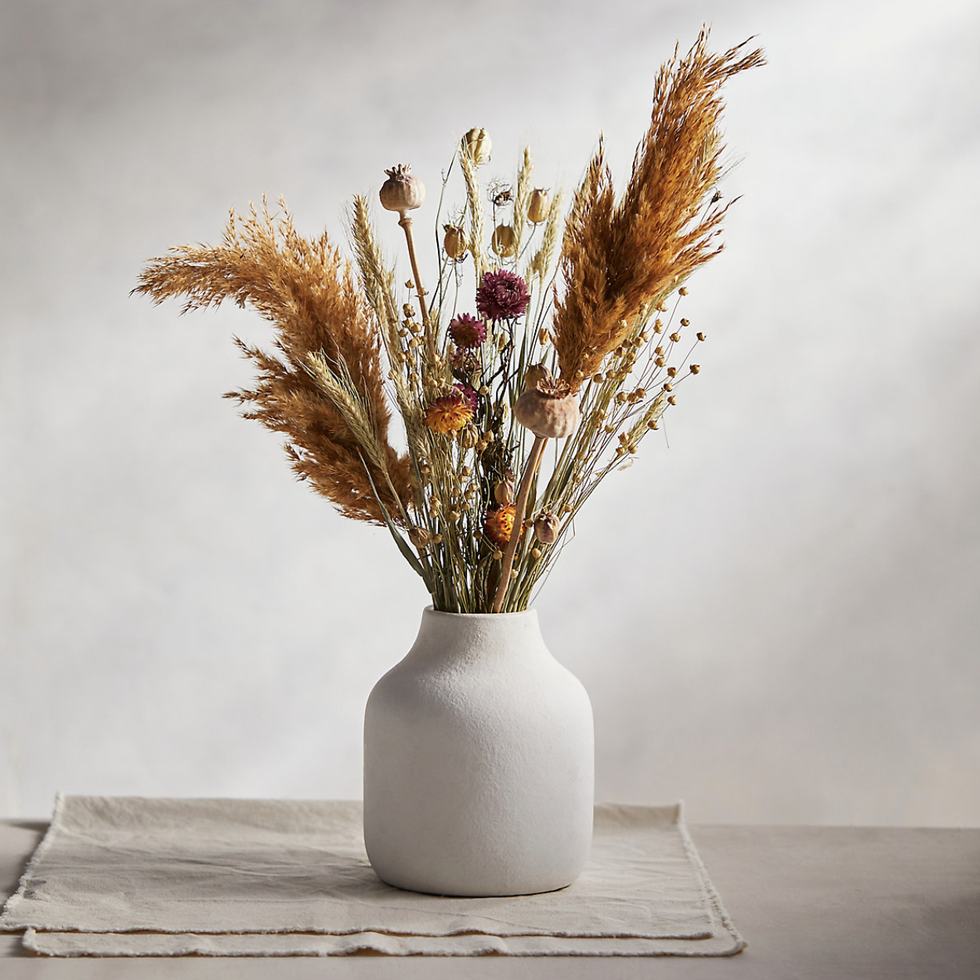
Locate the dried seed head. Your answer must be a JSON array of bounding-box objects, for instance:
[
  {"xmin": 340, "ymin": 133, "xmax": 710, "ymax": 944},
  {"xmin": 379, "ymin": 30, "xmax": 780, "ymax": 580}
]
[
  {"xmin": 514, "ymin": 376, "xmax": 581, "ymax": 439},
  {"xmin": 459, "ymin": 424, "xmax": 480, "ymax": 448},
  {"xmin": 494, "ymin": 473, "xmax": 515, "ymax": 505},
  {"xmin": 443, "ymin": 224, "xmax": 467, "ymax": 259},
  {"xmin": 491, "ymin": 224, "xmax": 517, "ymax": 257},
  {"xmin": 449, "ymin": 345, "xmax": 480, "ymax": 381},
  {"xmin": 380, "ymin": 164, "xmax": 425, "ymax": 217},
  {"xmin": 461, "ymin": 127, "xmax": 492, "ymax": 165},
  {"xmin": 407, "ymin": 526, "xmax": 430, "ymax": 549},
  {"xmin": 523, "ymin": 363, "xmax": 551, "ymax": 391},
  {"xmin": 527, "ymin": 188, "xmax": 551, "ymax": 224},
  {"xmin": 689, "ymin": 363, "xmax": 701, "ymax": 374},
  {"xmin": 533, "ymin": 512, "xmax": 559, "ymax": 545}
]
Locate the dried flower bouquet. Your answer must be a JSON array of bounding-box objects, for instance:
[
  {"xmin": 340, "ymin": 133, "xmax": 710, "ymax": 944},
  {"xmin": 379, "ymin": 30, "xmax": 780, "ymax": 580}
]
[{"xmin": 136, "ymin": 30, "xmax": 763, "ymax": 614}]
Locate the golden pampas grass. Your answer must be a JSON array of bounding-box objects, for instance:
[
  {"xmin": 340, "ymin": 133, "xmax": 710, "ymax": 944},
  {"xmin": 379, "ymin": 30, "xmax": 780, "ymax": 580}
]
[
  {"xmin": 553, "ymin": 29, "xmax": 765, "ymax": 390},
  {"xmin": 134, "ymin": 198, "xmax": 413, "ymax": 525}
]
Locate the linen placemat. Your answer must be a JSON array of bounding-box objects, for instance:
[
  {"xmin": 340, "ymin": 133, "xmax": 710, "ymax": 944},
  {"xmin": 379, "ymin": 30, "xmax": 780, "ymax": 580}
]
[{"xmin": 1, "ymin": 795, "xmax": 745, "ymax": 957}]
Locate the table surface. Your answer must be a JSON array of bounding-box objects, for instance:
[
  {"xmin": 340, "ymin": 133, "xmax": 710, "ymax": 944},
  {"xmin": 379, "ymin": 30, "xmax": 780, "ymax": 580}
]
[{"xmin": 2, "ymin": 818, "xmax": 979, "ymax": 979}]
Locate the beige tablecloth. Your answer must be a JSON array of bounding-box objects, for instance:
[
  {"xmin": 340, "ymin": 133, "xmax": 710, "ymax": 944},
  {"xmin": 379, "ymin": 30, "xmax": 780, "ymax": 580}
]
[{"xmin": 0, "ymin": 796, "xmax": 744, "ymax": 956}]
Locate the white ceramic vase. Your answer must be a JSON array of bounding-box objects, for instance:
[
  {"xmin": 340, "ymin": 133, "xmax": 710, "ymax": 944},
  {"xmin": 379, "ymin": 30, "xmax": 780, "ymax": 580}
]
[{"xmin": 363, "ymin": 607, "xmax": 594, "ymax": 897}]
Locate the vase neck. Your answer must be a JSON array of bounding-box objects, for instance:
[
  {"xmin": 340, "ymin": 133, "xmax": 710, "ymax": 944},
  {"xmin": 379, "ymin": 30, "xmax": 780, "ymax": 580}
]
[{"xmin": 410, "ymin": 607, "xmax": 549, "ymax": 666}]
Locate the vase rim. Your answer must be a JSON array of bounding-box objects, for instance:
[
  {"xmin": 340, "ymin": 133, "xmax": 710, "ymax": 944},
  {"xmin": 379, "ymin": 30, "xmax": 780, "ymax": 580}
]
[{"xmin": 423, "ymin": 605, "xmax": 537, "ymax": 620}]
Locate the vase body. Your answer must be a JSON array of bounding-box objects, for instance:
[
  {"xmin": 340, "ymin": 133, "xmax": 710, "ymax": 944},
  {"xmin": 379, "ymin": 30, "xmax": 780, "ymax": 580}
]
[{"xmin": 363, "ymin": 607, "xmax": 594, "ymax": 897}]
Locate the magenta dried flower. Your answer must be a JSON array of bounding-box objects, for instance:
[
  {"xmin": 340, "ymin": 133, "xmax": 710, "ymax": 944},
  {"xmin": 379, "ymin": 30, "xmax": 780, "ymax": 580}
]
[
  {"xmin": 448, "ymin": 313, "xmax": 487, "ymax": 348},
  {"xmin": 476, "ymin": 270, "xmax": 530, "ymax": 321}
]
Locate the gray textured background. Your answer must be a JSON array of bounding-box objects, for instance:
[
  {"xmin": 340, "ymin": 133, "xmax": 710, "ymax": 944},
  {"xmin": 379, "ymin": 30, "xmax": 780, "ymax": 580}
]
[{"xmin": 2, "ymin": 0, "xmax": 978, "ymax": 824}]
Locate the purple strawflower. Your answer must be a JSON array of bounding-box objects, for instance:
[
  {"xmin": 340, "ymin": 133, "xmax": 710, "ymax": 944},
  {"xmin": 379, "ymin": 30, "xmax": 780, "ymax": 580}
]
[
  {"xmin": 447, "ymin": 313, "xmax": 487, "ymax": 349},
  {"xmin": 475, "ymin": 269, "xmax": 530, "ymax": 321}
]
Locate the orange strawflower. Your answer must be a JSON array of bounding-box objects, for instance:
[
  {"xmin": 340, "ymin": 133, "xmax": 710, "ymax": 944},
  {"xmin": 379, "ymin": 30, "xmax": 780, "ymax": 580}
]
[
  {"xmin": 484, "ymin": 505, "xmax": 518, "ymax": 547},
  {"xmin": 425, "ymin": 393, "xmax": 474, "ymax": 435}
]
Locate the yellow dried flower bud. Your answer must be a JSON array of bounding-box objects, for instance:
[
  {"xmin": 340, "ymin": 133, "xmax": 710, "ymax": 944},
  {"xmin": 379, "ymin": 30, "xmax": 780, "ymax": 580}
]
[
  {"xmin": 690, "ymin": 364, "xmax": 701, "ymax": 374},
  {"xmin": 491, "ymin": 224, "xmax": 517, "ymax": 257},
  {"xmin": 679, "ymin": 286, "xmax": 689, "ymax": 296},
  {"xmin": 527, "ymin": 188, "xmax": 551, "ymax": 224},
  {"xmin": 461, "ymin": 127, "xmax": 492, "ymax": 165},
  {"xmin": 443, "ymin": 224, "xmax": 467, "ymax": 260},
  {"xmin": 697, "ymin": 332, "xmax": 706, "ymax": 342},
  {"xmin": 380, "ymin": 164, "xmax": 425, "ymax": 217},
  {"xmin": 680, "ymin": 318, "xmax": 690, "ymax": 326},
  {"xmin": 670, "ymin": 332, "xmax": 681, "ymax": 343}
]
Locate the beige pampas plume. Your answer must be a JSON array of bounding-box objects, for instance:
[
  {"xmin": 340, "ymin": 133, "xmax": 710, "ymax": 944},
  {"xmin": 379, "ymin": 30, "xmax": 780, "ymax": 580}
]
[
  {"xmin": 134, "ymin": 198, "xmax": 413, "ymax": 525},
  {"xmin": 553, "ymin": 29, "xmax": 765, "ymax": 390}
]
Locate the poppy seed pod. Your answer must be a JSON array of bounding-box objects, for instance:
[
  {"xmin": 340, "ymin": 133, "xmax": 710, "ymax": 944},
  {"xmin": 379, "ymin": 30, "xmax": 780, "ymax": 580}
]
[
  {"xmin": 379, "ymin": 165, "xmax": 425, "ymax": 217},
  {"xmin": 533, "ymin": 513, "xmax": 560, "ymax": 545},
  {"xmin": 527, "ymin": 188, "xmax": 551, "ymax": 224},
  {"xmin": 461, "ymin": 127, "xmax": 492, "ymax": 165},
  {"xmin": 514, "ymin": 377, "xmax": 581, "ymax": 439}
]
